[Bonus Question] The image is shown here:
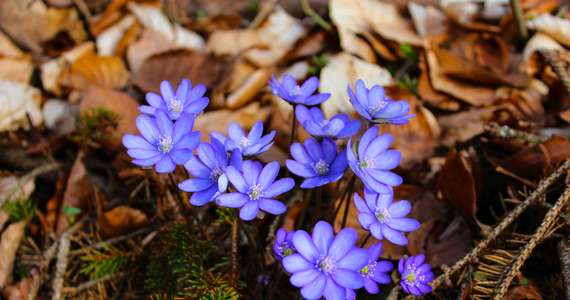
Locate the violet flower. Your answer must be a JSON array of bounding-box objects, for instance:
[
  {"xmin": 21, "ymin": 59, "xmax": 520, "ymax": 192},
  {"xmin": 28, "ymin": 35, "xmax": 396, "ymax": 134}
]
[
  {"xmin": 178, "ymin": 139, "xmax": 242, "ymax": 206},
  {"xmin": 269, "ymin": 74, "xmax": 330, "ymax": 106},
  {"xmin": 140, "ymin": 79, "xmax": 209, "ymax": 120},
  {"xmin": 359, "ymin": 243, "xmax": 393, "ymax": 294},
  {"xmin": 282, "ymin": 221, "xmax": 368, "ymax": 300},
  {"xmin": 211, "ymin": 121, "xmax": 275, "ymax": 157},
  {"xmin": 286, "ymin": 138, "xmax": 347, "ymax": 188},
  {"xmin": 347, "ymin": 126, "xmax": 402, "ymax": 194},
  {"xmin": 348, "ymin": 79, "xmax": 414, "ymax": 124},
  {"xmin": 217, "ymin": 161, "xmax": 294, "ymax": 221},
  {"xmin": 123, "ymin": 110, "xmax": 199, "ymax": 173},
  {"xmin": 274, "ymin": 228, "xmax": 296, "ymax": 261},
  {"xmin": 354, "ymin": 189, "xmax": 420, "ymax": 246},
  {"xmin": 398, "ymin": 254, "xmax": 434, "ymax": 296},
  {"xmin": 295, "ymin": 105, "xmax": 360, "ymax": 139}
]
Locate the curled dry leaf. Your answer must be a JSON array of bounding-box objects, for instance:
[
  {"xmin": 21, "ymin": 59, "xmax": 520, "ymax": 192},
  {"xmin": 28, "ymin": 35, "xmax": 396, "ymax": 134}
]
[
  {"xmin": 127, "ymin": 29, "xmax": 190, "ymax": 73},
  {"xmin": 438, "ymin": 150, "xmax": 478, "ymax": 220},
  {"xmin": 523, "ymin": 33, "xmax": 563, "ymax": 61},
  {"xmin": 504, "ymin": 283, "xmax": 543, "ymax": 300},
  {"xmin": 133, "ymin": 50, "xmax": 226, "ymax": 94},
  {"xmin": 60, "ymin": 51, "xmax": 130, "ymax": 90},
  {"xmin": 408, "ymin": 2, "xmax": 449, "ymax": 38},
  {"xmin": 41, "ymin": 42, "xmax": 94, "ymax": 96},
  {"xmin": 96, "ymin": 15, "xmax": 137, "ymax": 56},
  {"xmin": 441, "ymin": 2, "xmax": 500, "ymax": 33},
  {"xmin": 0, "ymin": 32, "xmax": 32, "ymax": 83},
  {"xmin": 418, "ymin": 56, "xmax": 462, "ymax": 111},
  {"xmin": 0, "ymin": 221, "xmax": 26, "ymax": 288},
  {"xmin": 194, "ymin": 102, "xmax": 271, "ymax": 141},
  {"xmin": 380, "ymin": 86, "xmax": 441, "ymax": 169},
  {"xmin": 0, "ymin": 80, "xmax": 43, "ymax": 132},
  {"xmin": 320, "ymin": 53, "xmax": 392, "ymax": 117},
  {"xmin": 207, "ymin": 7, "xmax": 306, "ymax": 67},
  {"xmin": 98, "ymin": 205, "xmax": 148, "ymax": 238},
  {"xmin": 226, "ymin": 69, "xmax": 272, "ymax": 109},
  {"xmin": 527, "ymin": 14, "xmax": 570, "ymax": 47},
  {"xmin": 79, "ymin": 87, "xmax": 139, "ymax": 151},
  {"xmin": 330, "ymin": 0, "xmax": 423, "ymax": 63}
]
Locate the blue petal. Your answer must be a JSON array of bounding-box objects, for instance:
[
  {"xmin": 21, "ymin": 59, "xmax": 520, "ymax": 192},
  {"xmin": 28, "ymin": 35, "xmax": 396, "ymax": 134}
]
[
  {"xmin": 336, "ymin": 248, "xmax": 368, "ymax": 270},
  {"xmin": 184, "ymin": 97, "xmax": 208, "ymax": 114},
  {"xmin": 224, "ymin": 166, "xmax": 247, "ymax": 193},
  {"xmin": 355, "ymin": 80, "xmax": 369, "ymax": 107},
  {"xmin": 389, "ymin": 200, "xmax": 412, "ymax": 218},
  {"xmin": 353, "ymin": 193, "xmax": 369, "ymax": 213},
  {"xmin": 145, "ymin": 92, "xmax": 164, "ymax": 108},
  {"xmin": 293, "ymin": 230, "xmax": 320, "ymax": 262},
  {"xmin": 155, "ymin": 156, "xmax": 175, "ymax": 173},
  {"xmin": 132, "ymin": 155, "xmax": 162, "ymax": 167},
  {"xmin": 197, "ymin": 143, "xmax": 218, "ymax": 169},
  {"xmin": 123, "ymin": 134, "xmax": 155, "ymax": 150},
  {"xmin": 136, "ymin": 115, "xmax": 160, "ymax": 144},
  {"xmin": 247, "ymin": 121, "xmax": 263, "ymax": 142},
  {"xmin": 242, "ymin": 160, "xmax": 262, "ymax": 186},
  {"xmin": 300, "ymin": 276, "xmax": 326, "ymax": 300},
  {"xmin": 184, "ymin": 155, "xmax": 210, "ymax": 178},
  {"xmin": 302, "ymin": 120, "xmax": 325, "ymax": 136},
  {"xmin": 258, "ymin": 161, "xmax": 280, "ymax": 189},
  {"xmin": 304, "ymin": 138, "xmax": 323, "ymax": 161},
  {"xmin": 286, "ymin": 160, "xmax": 315, "ymax": 178},
  {"xmin": 305, "ymin": 93, "xmax": 330, "ymax": 105},
  {"xmin": 190, "ymin": 84, "xmax": 207, "ymax": 101},
  {"xmin": 227, "ymin": 123, "xmax": 245, "ymax": 142},
  {"xmin": 358, "ymin": 213, "xmax": 376, "ymax": 229},
  {"xmin": 322, "ymin": 278, "xmax": 345, "ymax": 300},
  {"xmin": 323, "ymin": 118, "xmax": 344, "ymax": 137},
  {"xmin": 290, "ymin": 143, "xmax": 312, "ymax": 164},
  {"xmin": 178, "ymin": 178, "xmax": 214, "ymax": 192},
  {"xmin": 263, "ymin": 178, "xmax": 294, "ymax": 198},
  {"xmin": 155, "ymin": 110, "xmax": 174, "ymax": 137},
  {"xmin": 290, "ymin": 269, "xmax": 320, "ymax": 287},
  {"xmin": 333, "ymin": 269, "xmax": 364, "ymax": 289},
  {"xmin": 368, "ymin": 243, "xmax": 383, "ymax": 262},
  {"xmin": 370, "ymin": 223, "xmax": 383, "ymax": 239},
  {"xmin": 367, "ymin": 170, "xmax": 402, "ymax": 186},
  {"xmin": 139, "ymin": 105, "xmax": 156, "ymax": 115},
  {"xmin": 329, "ymin": 151, "xmax": 347, "ymax": 174},
  {"xmin": 365, "ymin": 134, "xmax": 394, "ymax": 159},
  {"xmin": 173, "ymin": 114, "xmax": 195, "ymax": 144},
  {"xmin": 300, "ymin": 177, "xmax": 330, "ymax": 189},
  {"xmin": 170, "ymin": 149, "xmax": 192, "ymax": 165},
  {"xmin": 358, "ymin": 126, "xmax": 378, "ymax": 159},
  {"xmin": 190, "ymin": 185, "xmax": 218, "ymax": 206},
  {"xmin": 259, "ymin": 198, "xmax": 286, "ymax": 215},
  {"xmin": 337, "ymin": 120, "xmax": 360, "ymax": 138},
  {"xmin": 320, "ymin": 138, "xmax": 337, "ymax": 163},
  {"xmin": 364, "ymin": 279, "xmax": 380, "ymax": 294},
  {"xmin": 300, "ymin": 76, "xmax": 318, "ymax": 96},
  {"xmin": 282, "ymin": 254, "xmax": 312, "ymax": 273},
  {"xmin": 295, "ymin": 105, "xmax": 312, "ymax": 124},
  {"xmin": 382, "ymin": 226, "xmax": 408, "ymax": 245},
  {"xmin": 328, "ymin": 228, "xmax": 357, "ymax": 259},
  {"xmin": 160, "ymin": 80, "xmax": 175, "ymax": 100},
  {"xmin": 217, "ymin": 193, "xmax": 248, "ymax": 208},
  {"xmin": 239, "ymin": 201, "xmax": 259, "ymax": 221},
  {"xmin": 127, "ymin": 149, "xmax": 158, "ymax": 159},
  {"xmin": 388, "ymin": 218, "xmax": 420, "ymax": 232},
  {"xmin": 175, "ymin": 79, "xmax": 190, "ymax": 101},
  {"xmin": 311, "ymin": 221, "xmax": 333, "ymax": 255}
]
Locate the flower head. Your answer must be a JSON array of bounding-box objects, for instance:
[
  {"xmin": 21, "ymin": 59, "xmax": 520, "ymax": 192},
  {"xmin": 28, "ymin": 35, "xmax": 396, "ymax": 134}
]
[
  {"xmin": 140, "ymin": 79, "xmax": 209, "ymax": 120},
  {"xmin": 211, "ymin": 121, "xmax": 275, "ymax": 157},
  {"xmin": 286, "ymin": 138, "xmax": 347, "ymax": 188},
  {"xmin": 274, "ymin": 228, "xmax": 296, "ymax": 261},
  {"xmin": 217, "ymin": 161, "xmax": 294, "ymax": 221},
  {"xmin": 359, "ymin": 243, "xmax": 393, "ymax": 294},
  {"xmin": 398, "ymin": 254, "xmax": 433, "ymax": 296},
  {"xmin": 282, "ymin": 221, "xmax": 368, "ymax": 300},
  {"xmin": 178, "ymin": 138, "xmax": 243, "ymax": 206},
  {"xmin": 123, "ymin": 110, "xmax": 199, "ymax": 173},
  {"xmin": 295, "ymin": 105, "xmax": 360, "ymax": 139},
  {"xmin": 347, "ymin": 126, "xmax": 402, "ymax": 194},
  {"xmin": 354, "ymin": 189, "xmax": 420, "ymax": 246},
  {"xmin": 270, "ymin": 74, "xmax": 330, "ymax": 106},
  {"xmin": 348, "ymin": 80, "xmax": 414, "ymax": 124}
]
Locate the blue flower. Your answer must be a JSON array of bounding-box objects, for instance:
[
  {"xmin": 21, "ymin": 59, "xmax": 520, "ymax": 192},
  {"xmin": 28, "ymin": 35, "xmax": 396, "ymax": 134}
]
[
  {"xmin": 178, "ymin": 138, "xmax": 243, "ymax": 206},
  {"xmin": 274, "ymin": 228, "xmax": 296, "ymax": 261},
  {"xmin": 281, "ymin": 221, "xmax": 368, "ymax": 300},
  {"xmin": 123, "ymin": 110, "xmax": 199, "ymax": 173},
  {"xmin": 348, "ymin": 80, "xmax": 414, "ymax": 124},
  {"xmin": 347, "ymin": 126, "xmax": 402, "ymax": 194},
  {"xmin": 354, "ymin": 189, "xmax": 420, "ymax": 246},
  {"xmin": 359, "ymin": 243, "xmax": 393, "ymax": 294},
  {"xmin": 140, "ymin": 79, "xmax": 209, "ymax": 120},
  {"xmin": 211, "ymin": 121, "xmax": 275, "ymax": 157},
  {"xmin": 398, "ymin": 254, "xmax": 433, "ymax": 296},
  {"xmin": 286, "ymin": 138, "xmax": 347, "ymax": 188},
  {"xmin": 295, "ymin": 105, "xmax": 360, "ymax": 139},
  {"xmin": 269, "ymin": 74, "xmax": 330, "ymax": 106},
  {"xmin": 217, "ymin": 161, "xmax": 294, "ymax": 221}
]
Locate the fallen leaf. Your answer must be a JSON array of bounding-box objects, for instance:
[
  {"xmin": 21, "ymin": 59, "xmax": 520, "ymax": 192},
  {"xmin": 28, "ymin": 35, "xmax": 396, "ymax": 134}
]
[
  {"xmin": 438, "ymin": 106, "xmax": 503, "ymax": 146},
  {"xmin": 441, "ymin": 2, "xmax": 500, "ymax": 33},
  {"xmin": 79, "ymin": 87, "xmax": 139, "ymax": 151},
  {"xmin": 226, "ymin": 69, "xmax": 272, "ymax": 109},
  {"xmin": 0, "ymin": 221, "xmax": 26, "ymax": 288},
  {"xmin": 132, "ymin": 49, "xmax": 227, "ymax": 94},
  {"xmin": 96, "ymin": 15, "xmax": 137, "ymax": 56},
  {"xmin": 56, "ymin": 151, "xmax": 92, "ymax": 234},
  {"xmin": 408, "ymin": 2, "xmax": 449, "ymax": 38},
  {"xmin": 127, "ymin": 29, "xmax": 190, "ymax": 73},
  {"xmin": 380, "ymin": 86, "xmax": 441, "ymax": 169},
  {"xmin": 504, "ymin": 283, "xmax": 543, "ymax": 300},
  {"xmin": 438, "ymin": 150, "xmax": 478, "ymax": 220},
  {"xmin": 527, "ymin": 14, "xmax": 570, "ymax": 47},
  {"xmin": 0, "ymin": 80, "xmax": 43, "ymax": 132},
  {"xmin": 98, "ymin": 205, "xmax": 148, "ymax": 238},
  {"xmin": 418, "ymin": 56, "xmax": 462, "ymax": 111},
  {"xmin": 523, "ymin": 33, "xmax": 563, "ymax": 61},
  {"xmin": 320, "ymin": 52, "xmax": 393, "ymax": 117},
  {"xmin": 41, "ymin": 42, "xmax": 95, "ymax": 95},
  {"xmin": 206, "ymin": 29, "xmax": 260, "ymax": 56},
  {"xmin": 194, "ymin": 102, "xmax": 271, "ymax": 140},
  {"xmin": 330, "ymin": 0, "xmax": 423, "ymax": 63},
  {"xmin": 0, "ymin": 31, "xmax": 24, "ymax": 57},
  {"xmin": 61, "ymin": 51, "xmax": 129, "ymax": 90},
  {"xmin": 0, "ymin": 57, "xmax": 33, "ymax": 84}
]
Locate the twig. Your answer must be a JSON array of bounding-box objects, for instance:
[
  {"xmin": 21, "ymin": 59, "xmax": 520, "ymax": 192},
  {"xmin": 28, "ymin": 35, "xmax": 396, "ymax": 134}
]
[
  {"xmin": 248, "ymin": 0, "xmax": 278, "ymax": 29},
  {"xmin": 300, "ymin": 0, "xmax": 332, "ymax": 31},
  {"xmin": 430, "ymin": 160, "xmax": 570, "ymax": 291},
  {"xmin": 558, "ymin": 239, "xmax": 570, "ymax": 300},
  {"xmin": 62, "ymin": 272, "xmax": 125, "ymax": 294},
  {"xmin": 487, "ymin": 123, "xmax": 547, "ymax": 145},
  {"xmin": 332, "ymin": 173, "xmax": 356, "ymax": 220},
  {"xmin": 510, "ymin": 0, "xmax": 528, "ymax": 40},
  {"xmin": 231, "ymin": 215, "xmax": 240, "ymax": 281},
  {"xmin": 360, "ymin": 232, "xmax": 371, "ymax": 247},
  {"xmin": 493, "ymin": 185, "xmax": 570, "ymax": 299},
  {"xmin": 540, "ymin": 50, "xmax": 570, "ymax": 95},
  {"xmin": 51, "ymin": 232, "xmax": 71, "ymax": 300}
]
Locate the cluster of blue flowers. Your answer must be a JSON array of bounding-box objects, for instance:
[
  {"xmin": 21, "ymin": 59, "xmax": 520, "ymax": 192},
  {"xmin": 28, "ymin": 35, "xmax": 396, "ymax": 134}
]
[
  {"xmin": 123, "ymin": 74, "xmax": 432, "ymax": 299},
  {"xmin": 271, "ymin": 75, "xmax": 431, "ymax": 299}
]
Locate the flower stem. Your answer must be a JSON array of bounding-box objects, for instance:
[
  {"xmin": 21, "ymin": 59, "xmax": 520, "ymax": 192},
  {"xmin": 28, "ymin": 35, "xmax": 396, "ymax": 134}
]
[
  {"xmin": 289, "ymin": 107, "xmax": 298, "ymax": 147},
  {"xmin": 332, "ymin": 173, "xmax": 356, "ymax": 222},
  {"xmin": 360, "ymin": 232, "xmax": 372, "ymax": 247},
  {"xmin": 231, "ymin": 214, "xmax": 240, "ymax": 281}
]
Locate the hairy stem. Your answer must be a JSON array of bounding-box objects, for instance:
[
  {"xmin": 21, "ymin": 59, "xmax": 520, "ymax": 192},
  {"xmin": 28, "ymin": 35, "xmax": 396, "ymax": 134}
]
[{"xmin": 231, "ymin": 215, "xmax": 240, "ymax": 281}]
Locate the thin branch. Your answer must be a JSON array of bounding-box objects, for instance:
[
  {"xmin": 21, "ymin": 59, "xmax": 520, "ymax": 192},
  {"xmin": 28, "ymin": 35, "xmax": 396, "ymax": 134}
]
[
  {"xmin": 300, "ymin": 0, "xmax": 332, "ymax": 31},
  {"xmin": 430, "ymin": 160, "xmax": 570, "ymax": 291},
  {"xmin": 510, "ymin": 0, "xmax": 528, "ymax": 40},
  {"xmin": 51, "ymin": 232, "xmax": 71, "ymax": 300},
  {"xmin": 540, "ymin": 49, "xmax": 570, "ymax": 96},
  {"xmin": 493, "ymin": 185, "xmax": 570, "ymax": 299}
]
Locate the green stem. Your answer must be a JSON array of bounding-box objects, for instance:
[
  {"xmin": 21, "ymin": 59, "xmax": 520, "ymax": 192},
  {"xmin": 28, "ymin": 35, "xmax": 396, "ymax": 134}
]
[
  {"xmin": 510, "ymin": 0, "xmax": 528, "ymax": 40},
  {"xmin": 300, "ymin": 0, "xmax": 332, "ymax": 31}
]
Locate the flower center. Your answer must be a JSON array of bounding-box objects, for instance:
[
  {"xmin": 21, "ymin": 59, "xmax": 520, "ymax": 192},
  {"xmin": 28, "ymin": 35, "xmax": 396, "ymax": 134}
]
[
  {"xmin": 168, "ymin": 97, "xmax": 183, "ymax": 114},
  {"xmin": 359, "ymin": 157, "xmax": 374, "ymax": 169},
  {"xmin": 239, "ymin": 137, "xmax": 250, "ymax": 147},
  {"xmin": 210, "ymin": 167, "xmax": 224, "ymax": 181},
  {"xmin": 157, "ymin": 135, "xmax": 173, "ymax": 153},
  {"xmin": 369, "ymin": 100, "xmax": 387, "ymax": 115},
  {"xmin": 293, "ymin": 85, "xmax": 303, "ymax": 96},
  {"xmin": 406, "ymin": 271, "xmax": 416, "ymax": 284},
  {"xmin": 278, "ymin": 243, "xmax": 294, "ymax": 257},
  {"xmin": 316, "ymin": 256, "xmax": 336, "ymax": 275},
  {"xmin": 313, "ymin": 159, "xmax": 330, "ymax": 176},
  {"xmin": 248, "ymin": 184, "xmax": 263, "ymax": 201},
  {"xmin": 375, "ymin": 207, "xmax": 391, "ymax": 223},
  {"xmin": 359, "ymin": 261, "xmax": 377, "ymax": 278}
]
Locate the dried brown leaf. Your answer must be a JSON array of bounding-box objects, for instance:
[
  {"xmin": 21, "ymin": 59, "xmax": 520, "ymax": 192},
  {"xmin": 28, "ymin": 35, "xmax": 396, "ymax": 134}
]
[
  {"xmin": 194, "ymin": 102, "xmax": 271, "ymax": 140},
  {"xmin": 438, "ymin": 150, "xmax": 477, "ymax": 219},
  {"xmin": 528, "ymin": 14, "xmax": 570, "ymax": 47},
  {"xmin": 56, "ymin": 151, "xmax": 92, "ymax": 234},
  {"xmin": 226, "ymin": 69, "xmax": 272, "ymax": 109},
  {"xmin": 61, "ymin": 51, "xmax": 129, "ymax": 90},
  {"xmin": 98, "ymin": 205, "xmax": 148, "ymax": 238},
  {"xmin": 0, "ymin": 221, "xmax": 26, "ymax": 288},
  {"xmin": 0, "ymin": 80, "xmax": 43, "ymax": 132}
]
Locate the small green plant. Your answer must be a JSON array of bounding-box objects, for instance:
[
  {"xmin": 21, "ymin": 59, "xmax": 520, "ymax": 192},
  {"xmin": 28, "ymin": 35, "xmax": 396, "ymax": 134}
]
[
  {"xmin": 399, "ymin": 43, "xmax": 418, "ymax": 62},
  {"xmin": 308, "ymin": 54, "xmax": 330, "ymax": 76},
  {"xmin": 3, "ymin": 198, "xmax": 35, "ymax": 222},
  {"xmin": 62, "ymin": 204, "xmax": 82, "ymax": 224},
  {"xmin": 80, "ymin": 243, "xmax": 130, "ymax": 280},
  {"xmin": 397, "ymin": 74, "xmax": 418, "ymax": 93},
  {"xmin": 71, "ymin": 108, "xmax": 119, "ymax": 147}
]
